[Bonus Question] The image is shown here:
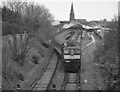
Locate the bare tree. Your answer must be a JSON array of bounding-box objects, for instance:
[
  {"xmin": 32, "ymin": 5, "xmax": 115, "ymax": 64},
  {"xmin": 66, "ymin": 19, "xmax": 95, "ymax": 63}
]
[
  {"xmin": 3, "ymin": 0, "xmax": 55, "ymax": 66},
  {"xmin": 2, "ymin": 0, "xmax": 30, "ymax": 66},
  {"xmin": 22, "ymin": 2, "xmax": 55, "ymax": 52}
]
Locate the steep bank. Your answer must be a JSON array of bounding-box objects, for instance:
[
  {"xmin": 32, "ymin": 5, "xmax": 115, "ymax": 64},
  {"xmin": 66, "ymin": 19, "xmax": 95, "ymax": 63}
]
[{"xmin": 2, "ymin": 37, "xmax": 54, "ymax": 90}]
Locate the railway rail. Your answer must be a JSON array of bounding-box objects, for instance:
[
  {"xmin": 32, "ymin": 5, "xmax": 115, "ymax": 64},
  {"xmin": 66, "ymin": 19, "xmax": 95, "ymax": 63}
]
[
  {"xmin": 27, "ymin": 53, "xmax": 59, "ymax": 92},
  {"xmin": 27, "ymin": 30, "xmax": 82, "ymax": 92},
  {"xmin": 61, "ymin": 71, "xmax": 81, "ymax": 92},
  {"xmin": 46, "ymin": 59, "xmax": 64, "ymax": 91}
]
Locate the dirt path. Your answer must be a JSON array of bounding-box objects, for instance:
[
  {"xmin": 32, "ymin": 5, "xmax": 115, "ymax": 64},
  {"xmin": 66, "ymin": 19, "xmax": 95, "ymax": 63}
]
[{"xmin": 80, "ymin": 34, "xmax": 105, "ymax": 90}]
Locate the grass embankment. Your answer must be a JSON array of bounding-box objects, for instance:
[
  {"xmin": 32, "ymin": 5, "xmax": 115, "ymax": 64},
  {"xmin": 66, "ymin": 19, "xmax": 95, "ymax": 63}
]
[{"xmin": 2, "ymin": 37, "xmax": 54, "ymax": 90}]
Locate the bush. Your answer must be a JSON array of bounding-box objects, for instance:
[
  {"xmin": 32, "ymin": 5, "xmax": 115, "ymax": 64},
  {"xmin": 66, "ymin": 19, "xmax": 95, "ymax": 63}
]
[
  {"xmin": 94, "ymin": 16, "xmax": 119, "ymax": 90},
  {"xmin": 32, "ymin": 55, "xmax": 39, "ymax": 64}
]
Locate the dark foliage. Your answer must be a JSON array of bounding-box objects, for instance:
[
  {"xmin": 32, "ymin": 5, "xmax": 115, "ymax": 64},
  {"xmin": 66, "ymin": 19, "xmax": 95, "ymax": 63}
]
[
  {"xmin": 94, "ymin": 17, "xmax": 119, "ymax": 90},
  {"xmin": 2, "ymin": 2, "xmax": 54, "ymax": 66},
  {"xmin": 2, "ymin": 6, "xmax": 23, "ymax": 36},
  {"xmin": 32, "ymin": 55, "xmax": 39, "ymax": 64}
]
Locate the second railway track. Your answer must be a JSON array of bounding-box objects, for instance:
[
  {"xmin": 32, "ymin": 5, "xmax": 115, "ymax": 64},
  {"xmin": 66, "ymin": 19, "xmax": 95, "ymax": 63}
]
[{"xmin": 27, "ymin": 53, "xmax": 59, "ymax": 92}]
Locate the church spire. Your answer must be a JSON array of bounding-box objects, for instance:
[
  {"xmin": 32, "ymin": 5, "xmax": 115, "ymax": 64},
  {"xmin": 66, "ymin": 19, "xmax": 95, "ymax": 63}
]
[{"xmin": 70, "ymin": 2, "xmax": 75, "ymax": 21}]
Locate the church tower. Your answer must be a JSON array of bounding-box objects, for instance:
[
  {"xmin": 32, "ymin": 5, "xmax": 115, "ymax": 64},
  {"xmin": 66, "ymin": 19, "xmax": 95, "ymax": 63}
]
[{"xmin": 69, "ymin": 2, "xmax": 75, "ymax": 21}]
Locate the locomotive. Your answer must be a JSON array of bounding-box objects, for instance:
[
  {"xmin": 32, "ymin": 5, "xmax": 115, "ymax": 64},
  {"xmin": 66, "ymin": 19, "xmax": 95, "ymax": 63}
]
[{"xmin": 61, "ymin": 41, "xmax": 81, "ymax": 72}]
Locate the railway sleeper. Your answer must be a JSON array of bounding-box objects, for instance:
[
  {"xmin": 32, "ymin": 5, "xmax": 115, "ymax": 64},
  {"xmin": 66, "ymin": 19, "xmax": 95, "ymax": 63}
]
[
  {"xmin": 29, "ymin": 54, "xmax": 58, "ymax": 91},
  {"xmin": 65, "ymin": 84, "xmax": 77, "ymax": 90}
]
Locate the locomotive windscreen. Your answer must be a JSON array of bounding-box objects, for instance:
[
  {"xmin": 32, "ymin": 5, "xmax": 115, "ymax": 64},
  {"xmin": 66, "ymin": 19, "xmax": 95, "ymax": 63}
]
[
  {"xmin": 63, "ymin": 46, "xmax": 81, "ymax": 60},
  {"xmin": 63, "ymin": 47, "xmax": 80, "ymax": 54}
]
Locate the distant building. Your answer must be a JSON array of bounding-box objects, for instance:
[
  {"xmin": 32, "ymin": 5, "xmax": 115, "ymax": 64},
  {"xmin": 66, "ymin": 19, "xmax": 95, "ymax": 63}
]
[
  {"xmin": 59, "ymin": 3, "xmax": 82, "ymax": 28},
  {"xmin": 69, "ymin": 2, "xmax": 75, "ymax": 21},
  {"xmin": 59, "ymin": 2, "xmax": 75, "ymax": 24},
  {"xmin": 88, "ymin": 20, "xmax": 100, "ymax": 27},
  {"xmin": 54, "ymin": 3, "xmax": 107, "ymax": 30},
  {"xmin": 53, "ymin": 3, "xmax": 109, "ymax": 29},
  {"xmin": 75, "ymin": 19, "xmax": 87, "ymax": 24}
]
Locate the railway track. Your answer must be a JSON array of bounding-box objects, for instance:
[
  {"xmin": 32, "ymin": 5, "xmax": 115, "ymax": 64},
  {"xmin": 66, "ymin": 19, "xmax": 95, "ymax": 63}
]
[
  {"xmin": 27, "ymin": 30, "xmax": 81, "ymax": 91},
  {"xmin": 60, "ymin": 30, "xmax": 81, "ymax": 91},
  {"xmin": 27, "ymin": 53, "xmax": 59, "ymax": 92},
  {"xmin": 61, "ymin": 71, "xmax": 81, "ymax": 92}
]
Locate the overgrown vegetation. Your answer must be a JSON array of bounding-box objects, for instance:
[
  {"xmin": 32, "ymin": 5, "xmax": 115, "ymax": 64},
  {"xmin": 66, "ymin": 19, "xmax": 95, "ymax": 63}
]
[
  {"xmin": 94, "ymin": 16, "xmax": 119, "ymax": 91},
  {"xmin": 2, "ymin": 0, "xmax": 55, "ymax": 65},
  {"xmin": 2, "ymin": 0, "xmax": 55, "ymax": 90}
]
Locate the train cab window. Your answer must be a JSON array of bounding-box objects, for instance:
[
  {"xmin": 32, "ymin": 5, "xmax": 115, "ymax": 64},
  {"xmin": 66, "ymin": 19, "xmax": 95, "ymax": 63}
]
[
  {"xmin": 70, "ymin": 49, "xmax": 74, "ymax": 53},
  {"xmin": 64, "ymin": 49, "xmax": 69, "ymax": 53},
  {"xmin": 75, "ymin": 49, "xmax": 80, "ymax": 53}
]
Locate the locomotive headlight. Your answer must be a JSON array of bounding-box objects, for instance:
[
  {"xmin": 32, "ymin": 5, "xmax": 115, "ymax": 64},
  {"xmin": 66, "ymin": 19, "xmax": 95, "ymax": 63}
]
[
  {"xmin": 64, "ymin": 55, "xmax": 70, "ymax": 59},
  {"xmin": 74, "ymin": 55, "xmax": 80, "ymax": 59},
  {"xmin": 66, "ymin": 60, "xmax": 70, "ymax": 63}
]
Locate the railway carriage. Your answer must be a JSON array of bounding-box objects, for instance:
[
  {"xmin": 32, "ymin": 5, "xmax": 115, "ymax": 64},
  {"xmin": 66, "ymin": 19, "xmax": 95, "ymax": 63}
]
[{"xmin": 61, "ymin": 43, "xmax": 81, "ymax": 72}]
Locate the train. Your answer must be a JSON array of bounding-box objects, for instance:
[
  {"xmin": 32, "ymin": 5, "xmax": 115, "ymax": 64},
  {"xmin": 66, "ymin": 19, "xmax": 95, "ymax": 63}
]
[{"xmin": 61, "ymin": 42, "xmax": 81, "ymax": 72}]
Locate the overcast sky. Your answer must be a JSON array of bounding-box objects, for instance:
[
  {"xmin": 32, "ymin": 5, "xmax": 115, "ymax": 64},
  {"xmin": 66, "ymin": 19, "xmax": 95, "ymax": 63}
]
[{"xmin": 1, "ymin": 0, "xmax": 119, "ymax": 21}]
